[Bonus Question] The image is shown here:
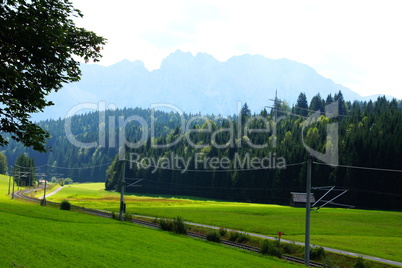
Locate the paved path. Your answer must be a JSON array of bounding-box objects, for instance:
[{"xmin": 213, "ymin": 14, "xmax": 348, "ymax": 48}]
[
  {"xmin": 134, "ymin": 214, "xmax": 402, "ymax": 267},
  {"xmin": 39, "ymin": 186, "xmax": 65, "ymax": 199},
  {"xmin": 39, "ymin": 186, "xmax": 401, "ymax": 267}
]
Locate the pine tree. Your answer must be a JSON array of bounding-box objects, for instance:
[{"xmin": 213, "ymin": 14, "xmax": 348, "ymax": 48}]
[{"xmin": 295, "ymin": 92, "xmax": 308, "ymax": 117}]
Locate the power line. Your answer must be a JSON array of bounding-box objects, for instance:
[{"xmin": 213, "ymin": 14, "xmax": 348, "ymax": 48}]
[
  {"xmin": 46, "ymin": 162, "xmax": 114, "ymax": 170},
  {"xmin": 348, "ymin": 188, "xmax": 402, "ymax": 197},
  {"xmin": 140, "ymin": 178, "xmax": 402, "ymax": 199},
  {"xmin": 266, "ymin": 106, "xmax": 308, "ymax": 119},
  {"xmin": 128, "ymin": 182, "xmax": 291, "ymax": 203},
  {"xmin": 293, "ymin": 105, "xmax": 348, "ymax": 118},
  {"xmin": 14, "ymin": 162, "xmax": 114, "ymax": 171},
  {"xmin": 129, "ymin": 160, "xmax": 305, "ymax": 173},
  {"xmin": 268, "ymin": 104, "xmax": 349, "ymax": 119},
  {"xmin": 134, "ymin": 186, "xmax": 290, "ymax": 203},
  {"xmin": 313, "ymin": 161, "xmax": 402, "ymax": 173},
  {"xmin": 13, "ymin": 156, "xmax": 304, "ymax": 174},
  {"xmin": 285, "ymin": 161, "xmax": 306, "ymax": 167},
  {"xmin": 139, "ymin": 178, "xmax": 298, "ymax": 191},
  {"xmin": 293, "ymin": 184, "xmax": 402, "ymax": 198}
]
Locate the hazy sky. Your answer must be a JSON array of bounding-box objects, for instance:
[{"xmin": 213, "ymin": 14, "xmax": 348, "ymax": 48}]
[{"xmin": 72, "ymin": 0, "xmax": 402, "ymax": 99}]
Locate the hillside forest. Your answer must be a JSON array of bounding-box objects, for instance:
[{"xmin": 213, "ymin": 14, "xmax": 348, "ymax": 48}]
[{"xmin": 1, "ymin": 91, "xmax": 401, "ymax": 210}]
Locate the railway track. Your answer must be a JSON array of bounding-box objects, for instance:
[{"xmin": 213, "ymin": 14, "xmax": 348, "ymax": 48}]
[
  {"xmin": 132, "ymin": 218, "xmax": 159, "ymax": 229},
  {"xmin": 221, "ymin": 239, "xmax": 260, "ymax": 253},
  {"xmin": 282, "ymin": 255, "xmax": 323, "ymax": 267},
  {"xmin": 13, "ymin": 187, "xmax": 323, "ymax": 267},
  {"xmin": 13, "ymin": 187, "xmax": 113, "ymax": 217},
  {"xmin": 187, "ymin": 231, "xmax": 261, "ymax": 253},
  {"xmin": 13, "ymin": 187, "xmax": 45, "ymax": 202}
]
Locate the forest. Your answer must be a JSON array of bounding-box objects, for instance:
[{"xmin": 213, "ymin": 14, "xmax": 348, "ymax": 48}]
[{"xmin": 2, "ymin": 91, "xmax": 402, "ymax": 210}]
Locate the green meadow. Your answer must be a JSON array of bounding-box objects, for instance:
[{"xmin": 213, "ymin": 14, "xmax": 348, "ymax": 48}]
[
  {"xmin": 0, "ymin": 176, "xmax": 297, "ymax": 268},
  {"xmin": 48, "ymin": 183, "xmax": 402, "ymax": 263}
]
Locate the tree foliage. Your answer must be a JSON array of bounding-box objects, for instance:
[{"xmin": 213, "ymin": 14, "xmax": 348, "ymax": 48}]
[
  {"xmin": 295, "ymin": 92, "xmax": 308, "ymax": 117},
  {"xmin": 1, "ymin": 92, "xmax": 402, "ymax": 210},
  {"xmin": 104, "ymin": 94, "xmax": 402, "ymax": 210},
  {"xmin": 0, "ymin": 152, "xmax": 7, "ymax": 174},
  {"xmin": 13, "ymin": 153, "xmax": 35, "ymax": 186},
  {"xmin": 0, "ymin": 0, "xmax": 106, "ymax": 152}
]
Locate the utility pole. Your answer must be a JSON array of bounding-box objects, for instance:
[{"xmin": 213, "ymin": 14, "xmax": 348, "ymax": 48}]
[
  {"xmin": 42, "ymin": 179, "xmax": 47, "ymax": 206},
  {"xmin": 267, "ymin": 89, "xmax": 283, "ymax": 148},
  {"xmin": 28, "ymin": 166, "xmax": 31, "ymax": 187},
  {"xmin": 269, "ymin": 89, "xmax": 279, "ymax": 122},
  {"xmin": 12, "ymin": 169, "xmax": 15, "ymax": 199},
  {"xmin": 8, "ymin": 166, "xmax": 12, "ymax": 195},
  {"xmin": 17, "ymin": 170, "xmax": 20, "ymax": 190},
  {"xmin": 305, "ymin": 155, "xmax": 312, "ymax": 266},
  {"xmin": 274, "ymin": 89, "xmax": 278, "ymax": 123},
  {"xmin": 119, "ymin": 160, "xmax": 126, "ymax": 221},
  {"xmin": 42, "ymin": 168, "xmax": 48, "ymax": 206}
]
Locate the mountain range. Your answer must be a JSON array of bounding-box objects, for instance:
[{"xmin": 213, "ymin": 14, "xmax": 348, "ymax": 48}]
[{"xmin": 34, "ymin": 50, "xmax": 391, "ymax": 121}]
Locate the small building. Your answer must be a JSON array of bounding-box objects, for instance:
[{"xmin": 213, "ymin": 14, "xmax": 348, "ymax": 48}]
[{"xmin": 290, "ymin": 192, "xmax": 316, "ymax": 207}]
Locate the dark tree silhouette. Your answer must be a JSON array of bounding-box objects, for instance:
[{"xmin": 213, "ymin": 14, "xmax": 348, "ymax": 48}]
[{"xmin": 0, "ymin": 0, "xmax": 106, "ymax": 152}]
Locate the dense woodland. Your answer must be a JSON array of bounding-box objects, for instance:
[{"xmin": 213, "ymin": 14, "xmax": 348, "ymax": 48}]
[{"xmin": 1, "ymin": 91, "xmax": 402, "ymax": 210}]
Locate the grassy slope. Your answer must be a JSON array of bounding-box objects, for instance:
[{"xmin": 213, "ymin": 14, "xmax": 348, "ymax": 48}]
[
  {"xmin": 49, "ymin": 183, "xmax": 402, "ymax": 263},
  {"xmin": 0, "ymin": 176, "xmax": 295, "ymax": 268}
]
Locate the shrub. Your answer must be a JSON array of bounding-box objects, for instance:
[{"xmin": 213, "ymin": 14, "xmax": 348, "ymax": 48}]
[
  {"xmin": 60, "ymin": 199, "xmax": 71, "ymax": 210},
  {"xmin": 228, "ymin": 231, "xmax": 240, "ymax": 242},
  {"xmin": 310, "ymin": 246, "xmax": 326, "ymax": 260},
  {"xmin": 227, "ymin": 231, "xmax": 249, "ymax": 243},
  {"xmin": 159, "ymin": 218, "xmax": 173, "ymax": 231},
  {"xmin": 282, "ymin": 242, "xmax": 302, "ymax": 255},
  {"xmin": 124, "ymin": 213, "xmax": 133, "ymax": 222},
  {"xmin": 260, "ymin": 239, "xmax": 282, "ymax": 258},
  {"xmin": 236, "ymin": 232, "xmax": 250, "ymax": 243},
  {"xmin": 206, "ymin": 230, "xmax": 221, "ymax": 243},
  {"xmin": 353, "ymin": 257, "xmax": 369, "ymax": 268},
  {"xmin": 260, "ymin": 239, "xmax": 270, "ymax": 254},
  {"xmin": 64, "ymin": 178, "xmax": 73, "ymax": 185},
  {"xmin": 218, "ymin": 227, "xmax": 227, "ymax": 237},
  {"xmin": 260, "ymin": 239, "xmax": 270, "ymax": 255},
  {"xmin": 159, "ymin": 216, "xmax": 187, "ymax": 234},
  {"xmin": 173, "ymin": 216, "xmax": 187, "ymax": 235}
]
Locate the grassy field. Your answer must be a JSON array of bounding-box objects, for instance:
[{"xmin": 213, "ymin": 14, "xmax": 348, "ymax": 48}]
[
  {"xmin": 0, "ymin": 176, "xmax": 297, "ymax": 268},
  {"xmin": 48, "ymin": 183, "xmax": 402, "ymax": 263}
]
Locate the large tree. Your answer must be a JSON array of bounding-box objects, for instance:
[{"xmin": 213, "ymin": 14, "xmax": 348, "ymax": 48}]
[{"xmin": 0, "ymin": 0, "xmax": 106, "ymax": 152}]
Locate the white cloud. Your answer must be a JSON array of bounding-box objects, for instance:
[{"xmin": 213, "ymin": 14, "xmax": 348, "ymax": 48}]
[{"xmin": 72, "ymin": 0, "xmax": 402, "ymax": 99}]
